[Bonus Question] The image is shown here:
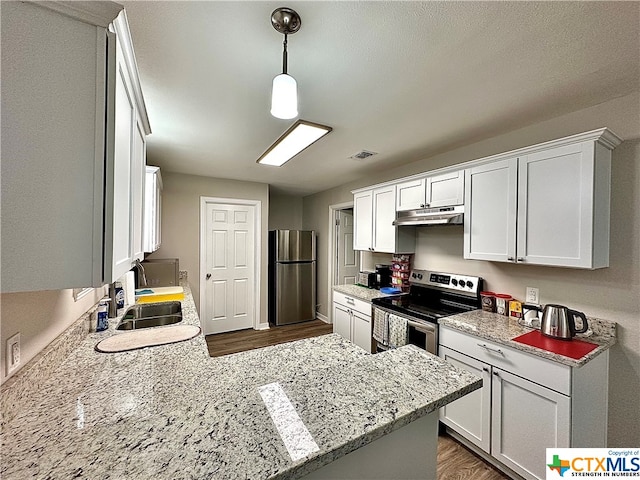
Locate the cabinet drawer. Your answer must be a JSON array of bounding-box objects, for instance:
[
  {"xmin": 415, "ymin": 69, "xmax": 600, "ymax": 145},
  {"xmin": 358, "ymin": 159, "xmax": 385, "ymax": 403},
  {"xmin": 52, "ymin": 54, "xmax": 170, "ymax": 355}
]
[
  {"xmin": 333, "ymin": 291, "xmax": 371, "ymax": 317},
  {"xmin": 440, "ymin": 327, "xmax": 571, "ymax": 395}
]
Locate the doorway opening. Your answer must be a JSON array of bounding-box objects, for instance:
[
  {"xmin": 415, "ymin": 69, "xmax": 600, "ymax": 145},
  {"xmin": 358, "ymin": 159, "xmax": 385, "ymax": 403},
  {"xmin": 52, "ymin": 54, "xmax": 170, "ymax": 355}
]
[{"xmin": 327, "ymin": 202, "xmax": 361, "ymax": 323}]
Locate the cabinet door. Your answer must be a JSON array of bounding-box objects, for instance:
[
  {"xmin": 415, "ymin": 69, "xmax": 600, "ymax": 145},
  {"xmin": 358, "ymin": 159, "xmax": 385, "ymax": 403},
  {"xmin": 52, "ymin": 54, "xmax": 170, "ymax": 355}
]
[
  {"xmin": 353, "ymin": 191, "xmax": 373, "ymax": 251},
  {"xmin": 491, "ymin": 368, "xmax": 570, "ymax": 480},
  {"xmin": 517, "ymin": 142, "xmax": 599, "ymax": 268},
  {"xmin": 396, "ymin": 178, "xmax": 427, "ymax": 211},
  {"xmin": 464, "ymin": 159, "xmax": 518, "ymax": 262},
  {"xmin": 131, "ymin": 116, "xmax": 146, "ymax": 262},
  {"xmin": 352, "ymin": 310, "xmax": 372, "ymax": 353},
  {"xmin": 333, "ymin": 303, "xmax": 352, "ymax": 342},
  {"xmin": 372, "ymin": 185, "xmax": 397, "ymax": 253},
  {"xmin": 439, "ymin": 346, "xmax": 491, "ymax": 453},
  {"xmin": 109, "ymin": 38, "xmax": 135, "ymax": 282},
  {"xmin": 427, "ymin": 170, "xmax": 464, "ymax": 208},
  {"xmin": 144, "ymin": 166, "xmax": 162, "ymax": 252}
]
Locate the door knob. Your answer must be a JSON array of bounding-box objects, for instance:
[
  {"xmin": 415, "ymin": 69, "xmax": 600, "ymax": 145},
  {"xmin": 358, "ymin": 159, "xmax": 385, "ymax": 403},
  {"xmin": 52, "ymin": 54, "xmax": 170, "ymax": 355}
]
[{"xmin": 206, "ymin": 273, "xmax": 211, "ymax": 280}]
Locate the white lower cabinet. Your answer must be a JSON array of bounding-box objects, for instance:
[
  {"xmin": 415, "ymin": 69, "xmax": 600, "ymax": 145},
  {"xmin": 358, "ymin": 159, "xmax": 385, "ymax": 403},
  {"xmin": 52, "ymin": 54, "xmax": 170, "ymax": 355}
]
[
  {"xmin": 332, "ymin": 292, "xmax": 373, "ymax": 353},
  {"xmin": 439, "ymin": 326, "xmax": 608, "ymax": 480}
]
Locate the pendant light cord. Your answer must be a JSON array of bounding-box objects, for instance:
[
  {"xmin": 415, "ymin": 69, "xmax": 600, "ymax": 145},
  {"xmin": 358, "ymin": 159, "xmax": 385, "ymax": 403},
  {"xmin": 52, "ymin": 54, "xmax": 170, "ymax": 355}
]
[{"xmin": 282, "ymin": 33, "xmax": 288, "ymax": 75}]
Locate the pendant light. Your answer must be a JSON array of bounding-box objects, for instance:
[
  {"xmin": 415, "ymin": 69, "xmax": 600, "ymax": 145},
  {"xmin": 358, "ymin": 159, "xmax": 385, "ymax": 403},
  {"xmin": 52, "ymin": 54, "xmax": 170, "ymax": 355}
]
[{"xmin": 270, "ymin": 8, "xmax": 301, "ymax": 119}]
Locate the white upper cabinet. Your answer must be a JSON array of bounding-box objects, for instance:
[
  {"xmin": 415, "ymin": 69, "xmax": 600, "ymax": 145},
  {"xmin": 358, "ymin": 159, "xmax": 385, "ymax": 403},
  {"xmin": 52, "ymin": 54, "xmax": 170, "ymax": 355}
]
[
  {"xmin": 464, "ymin": 159, "xmax": 518, "ymax": 263},
  {"xmin": 353, "ymin": 190, "xmax": 374, "ymax": 251},
  {"xmin": 143, "ymin": 166, "xmax": 163, "ymax": 253},
  {"xmin": 464, "ymin": 129, "xmax": 621, "ymax": 269},
  {"xmin": 1, "ymin": 3, "xmax": 150, "ymax": 292},
  {"xmin": 353, "ymin": 185, "xmax": 415, "ymax": 253},
  {"xmin": 396, "ymin": 170, "xmax": 464, "ymax": 211}
]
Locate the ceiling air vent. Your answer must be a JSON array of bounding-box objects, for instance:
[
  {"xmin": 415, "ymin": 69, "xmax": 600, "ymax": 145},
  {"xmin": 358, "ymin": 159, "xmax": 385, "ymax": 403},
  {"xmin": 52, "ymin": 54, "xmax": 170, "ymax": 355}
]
[{"xmin": 349, "ymin": 150, "xmax": 378, "ymax": 160}]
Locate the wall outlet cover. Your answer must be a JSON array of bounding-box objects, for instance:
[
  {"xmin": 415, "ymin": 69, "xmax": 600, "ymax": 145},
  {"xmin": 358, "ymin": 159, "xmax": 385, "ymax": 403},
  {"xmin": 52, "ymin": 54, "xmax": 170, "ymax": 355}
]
[
  {"xmin": 6, "ymin": 332, "xmax": 21, "ymax": 375},
  {"xmin": 526, "ymin": 287, "xmax": 540, "ymax": 305}
]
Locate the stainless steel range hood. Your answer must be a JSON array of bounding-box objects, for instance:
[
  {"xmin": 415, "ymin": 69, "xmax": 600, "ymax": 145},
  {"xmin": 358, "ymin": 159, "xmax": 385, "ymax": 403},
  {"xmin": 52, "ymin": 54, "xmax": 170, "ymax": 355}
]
[{"xmin": 392, "ymin": 205, "xmax": 464, "ymax": 226}]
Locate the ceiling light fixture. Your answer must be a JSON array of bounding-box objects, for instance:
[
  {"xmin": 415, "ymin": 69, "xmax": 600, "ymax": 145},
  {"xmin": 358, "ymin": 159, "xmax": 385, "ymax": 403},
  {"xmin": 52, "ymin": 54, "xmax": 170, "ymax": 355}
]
[
  {"xmin": 270, "ymin": 7, "xmax": 301, "ymax": 119},
  {"xmin": 257, "ymin": 120, "xmax": 332, "ymax": 167}
]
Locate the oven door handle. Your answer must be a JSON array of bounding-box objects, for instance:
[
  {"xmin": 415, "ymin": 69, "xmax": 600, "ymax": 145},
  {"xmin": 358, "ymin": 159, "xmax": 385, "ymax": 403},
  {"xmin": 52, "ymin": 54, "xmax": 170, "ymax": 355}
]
[{"xmin": 406, "ymin": 319, "xmax": 436, "ymax": 334}]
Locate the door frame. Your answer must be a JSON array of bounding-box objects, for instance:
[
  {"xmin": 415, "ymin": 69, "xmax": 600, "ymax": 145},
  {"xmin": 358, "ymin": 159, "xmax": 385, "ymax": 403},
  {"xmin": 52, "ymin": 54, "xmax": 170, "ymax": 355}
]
[
  {"xmin": 327, "ymin": 201, "xmax": 357, "ymax": 324},
  {"xmin": 199, "ymin": 196, "xmax": 262, "ymax": 333}
]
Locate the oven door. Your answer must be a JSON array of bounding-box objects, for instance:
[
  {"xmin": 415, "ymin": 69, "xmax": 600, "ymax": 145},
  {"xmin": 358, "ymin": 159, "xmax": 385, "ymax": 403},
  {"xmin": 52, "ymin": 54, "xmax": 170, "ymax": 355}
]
[
  {"xmin": 407, "ymin": 319, "xmax": 438, "ymax": 355},
  {"xmin": 373, "ymin": 306, "xmax": 438, "ymax": 355}
]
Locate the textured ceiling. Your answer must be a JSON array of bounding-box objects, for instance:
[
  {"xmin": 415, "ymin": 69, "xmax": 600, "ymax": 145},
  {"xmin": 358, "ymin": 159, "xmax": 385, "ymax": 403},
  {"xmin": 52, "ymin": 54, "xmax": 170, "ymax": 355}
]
[{"xmin": 120, "ymin": 1, "xmax": 640, "ymax": 196}]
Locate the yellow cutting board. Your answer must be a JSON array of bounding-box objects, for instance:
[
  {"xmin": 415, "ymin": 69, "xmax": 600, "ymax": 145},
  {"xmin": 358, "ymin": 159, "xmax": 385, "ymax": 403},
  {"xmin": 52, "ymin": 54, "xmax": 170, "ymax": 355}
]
[{"xmin": 135, "ymin": 286, "xmax": 184, "ymax": 303}]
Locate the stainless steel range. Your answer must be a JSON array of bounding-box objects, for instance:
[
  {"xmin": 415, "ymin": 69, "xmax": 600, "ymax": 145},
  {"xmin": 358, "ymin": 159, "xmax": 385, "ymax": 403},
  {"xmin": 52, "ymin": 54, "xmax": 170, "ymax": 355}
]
[{"xmin": 371, "ymin": 269, "xmax": 483, "ymax": 355}]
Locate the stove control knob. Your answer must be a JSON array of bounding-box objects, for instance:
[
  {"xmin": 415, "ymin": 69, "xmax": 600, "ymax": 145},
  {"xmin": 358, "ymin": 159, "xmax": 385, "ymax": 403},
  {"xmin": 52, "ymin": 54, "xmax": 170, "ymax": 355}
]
[
  {"xmin": 466, "ymin": 280, "xmax": 474, "ymax": 289},
  {"xmin": 417, "ymin": 273, "xmax": 423, "ymax": 280},
  {"xmin": 411, "ymin": 273, "xmax": 417, "ymax": 279},
  {"xmin": 451, "ymin": 279, "xmax": 458, "ymax": 286}
]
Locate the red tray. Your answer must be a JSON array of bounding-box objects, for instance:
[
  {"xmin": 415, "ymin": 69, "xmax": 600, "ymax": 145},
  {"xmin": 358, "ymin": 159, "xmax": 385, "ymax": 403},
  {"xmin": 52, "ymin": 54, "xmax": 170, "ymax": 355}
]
[{"xmin": 512, "ymin": 330, "xmax": 598, "ymax": 360}]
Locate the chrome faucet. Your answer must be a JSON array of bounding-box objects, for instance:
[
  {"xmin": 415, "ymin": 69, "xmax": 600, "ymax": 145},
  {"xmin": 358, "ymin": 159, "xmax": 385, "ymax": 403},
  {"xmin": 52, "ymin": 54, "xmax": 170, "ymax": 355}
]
[{"xmin": 134, "ymin": 258, "xmax": 148, "ymax": 287}]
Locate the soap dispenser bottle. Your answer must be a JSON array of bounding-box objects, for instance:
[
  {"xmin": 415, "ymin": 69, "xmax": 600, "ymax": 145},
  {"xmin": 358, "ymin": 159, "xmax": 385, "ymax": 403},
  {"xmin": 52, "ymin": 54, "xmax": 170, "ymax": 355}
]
[{"xmin": 96, "ymin": 299, "xmax": 110, "ymax": 332}]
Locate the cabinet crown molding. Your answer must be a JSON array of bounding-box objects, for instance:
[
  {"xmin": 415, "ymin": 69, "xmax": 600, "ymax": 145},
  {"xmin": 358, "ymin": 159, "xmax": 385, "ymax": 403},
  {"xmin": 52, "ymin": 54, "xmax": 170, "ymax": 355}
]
[
  {"xmin": 352, "ymin": 128, "xmax": 622, "ymax": 195},
  {"xmin": 30, "ymin": 1, "xmax": 123, "ymax": 28},
  {"xmin": 112, "ymin": 10, "xmax": 152, "ymax": 135}
]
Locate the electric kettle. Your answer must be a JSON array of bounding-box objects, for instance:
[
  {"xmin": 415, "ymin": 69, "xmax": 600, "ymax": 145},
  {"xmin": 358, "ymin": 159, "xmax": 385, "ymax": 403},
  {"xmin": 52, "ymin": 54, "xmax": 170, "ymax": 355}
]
[{"xmin": 529, "ymin": 304, "xmax": 589, "ymax": 340}]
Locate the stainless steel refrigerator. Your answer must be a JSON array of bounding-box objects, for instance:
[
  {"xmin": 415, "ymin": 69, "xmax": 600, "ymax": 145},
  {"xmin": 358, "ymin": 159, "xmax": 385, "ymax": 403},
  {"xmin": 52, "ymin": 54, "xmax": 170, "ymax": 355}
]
[{"xmin": 268, "ymin": 230, "xmax": 316, "ymax": 326}]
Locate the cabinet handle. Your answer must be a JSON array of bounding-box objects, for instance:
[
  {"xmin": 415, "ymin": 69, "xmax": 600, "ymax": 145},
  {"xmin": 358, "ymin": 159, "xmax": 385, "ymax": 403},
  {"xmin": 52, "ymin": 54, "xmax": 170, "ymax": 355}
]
[
  {"xmin": 346, "ymin": 297, "xmax": 355, "ymax": 305},
  {"xmin": 493, "ymin": 371, "xmax": 500, "ymax": 377},
  {"xmin": 517, "ymin": 257, "xmax": 525, "ymax": 262},
  {"xmin": 477, "ymin": 343, "xmax": 504, "ymax": 355},
  {"xmin": 482, "ymin": 367, "xmax": 490, "ymax": 372},
  {"xmin": 507, "ymin": 257, "xmax": 515, "ymax": 262},
  {"xmin": 206, "ymin": 273, "xmax": 211, "ymax": 280}
]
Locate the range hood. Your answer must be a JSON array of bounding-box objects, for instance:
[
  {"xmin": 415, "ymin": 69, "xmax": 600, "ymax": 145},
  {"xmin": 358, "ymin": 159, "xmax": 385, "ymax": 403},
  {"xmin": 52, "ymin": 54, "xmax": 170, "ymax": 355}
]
[{"xmin": 392, "ymin": 205, "xmax": 464, "ymax": 226}]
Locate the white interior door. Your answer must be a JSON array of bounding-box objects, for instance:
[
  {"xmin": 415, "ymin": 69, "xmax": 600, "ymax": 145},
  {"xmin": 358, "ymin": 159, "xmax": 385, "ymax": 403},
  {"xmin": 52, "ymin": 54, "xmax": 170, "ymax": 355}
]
[
  {"xmin": 202, "ymin": 201, "xmax": 256, "ymax": 334},
  {"xmin": 336, "ymin": 209, "xmax": 359, "ymax": 285}
]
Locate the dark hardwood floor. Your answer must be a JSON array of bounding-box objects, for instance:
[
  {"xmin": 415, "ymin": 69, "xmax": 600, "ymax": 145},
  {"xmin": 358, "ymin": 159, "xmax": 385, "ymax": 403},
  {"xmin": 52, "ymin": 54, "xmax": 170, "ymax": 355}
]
[
  {"xmin": 205, "ymin": 319, "xmax": 333, "ymax": 357},
  {"xmin": 205, "ymin": 321, "xmax": 509, "ymax": 480}
]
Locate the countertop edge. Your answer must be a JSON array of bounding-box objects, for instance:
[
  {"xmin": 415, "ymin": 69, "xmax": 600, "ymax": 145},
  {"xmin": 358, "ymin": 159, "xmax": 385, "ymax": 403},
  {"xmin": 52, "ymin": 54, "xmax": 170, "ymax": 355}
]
[{"xmin": 439, "ymin": 312, "xmax": 617, "ymax": 368}]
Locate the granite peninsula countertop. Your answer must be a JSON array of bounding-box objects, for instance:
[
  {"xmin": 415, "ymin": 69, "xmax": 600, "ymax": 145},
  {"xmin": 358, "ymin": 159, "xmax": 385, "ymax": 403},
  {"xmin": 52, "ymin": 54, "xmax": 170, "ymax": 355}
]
[
  {"xmin": 1, "ymin": 283, "xmax": 481, "ymax": 480},
  {"xmin": 439, "ymin": 310, "xmax": 617, "ymax": 367},
  {"xmin": 333, "ymin": 284, "xmax": 401, "ymax": 302}
]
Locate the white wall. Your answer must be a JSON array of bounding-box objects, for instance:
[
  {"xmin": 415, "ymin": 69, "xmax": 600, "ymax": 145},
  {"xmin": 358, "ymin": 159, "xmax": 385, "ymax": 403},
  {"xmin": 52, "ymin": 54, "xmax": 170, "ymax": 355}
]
[
  {"xmin": 147, "ymin": 171, "xmax": 269, "ymax": 325},
  {"xmin": 269, "ymin": 190, "xmax": 303, "ymax": 230},
  {"xmin": 0, "ymin": 286, "xmax": 107, "ymax": 385},
  {"xmin": 303, "ymin": 92, "xmax": 640, "ymax": 446}
]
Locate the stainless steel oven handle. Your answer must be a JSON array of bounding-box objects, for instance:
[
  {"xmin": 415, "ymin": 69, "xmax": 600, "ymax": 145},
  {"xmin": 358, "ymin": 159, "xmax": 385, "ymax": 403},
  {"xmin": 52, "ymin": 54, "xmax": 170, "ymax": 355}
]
[{"xmin": 407, "ymin": 319, "xmax": 435, "ymax": 334}]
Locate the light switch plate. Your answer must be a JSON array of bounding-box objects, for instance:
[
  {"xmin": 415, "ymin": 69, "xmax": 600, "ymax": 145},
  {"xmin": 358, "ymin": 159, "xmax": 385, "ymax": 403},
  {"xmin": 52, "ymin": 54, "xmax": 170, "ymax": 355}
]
[{"xmin": 6, "ymin": 332, "xmax": 20, "ymax": 375}]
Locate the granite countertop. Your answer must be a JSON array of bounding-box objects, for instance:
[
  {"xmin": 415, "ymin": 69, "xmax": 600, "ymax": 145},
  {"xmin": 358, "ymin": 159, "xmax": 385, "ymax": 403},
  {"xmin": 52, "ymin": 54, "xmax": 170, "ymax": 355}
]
[
  {"xmin": 439, "ymin": 310, "xmax": 617, "ymax": 367},
  {"xmin": 1, "ymin": 283, "xmax": 481, "ymax": 480},
  {"xmin": 333, "ymin": 284, "xmax": 401, "ymax": 302}
]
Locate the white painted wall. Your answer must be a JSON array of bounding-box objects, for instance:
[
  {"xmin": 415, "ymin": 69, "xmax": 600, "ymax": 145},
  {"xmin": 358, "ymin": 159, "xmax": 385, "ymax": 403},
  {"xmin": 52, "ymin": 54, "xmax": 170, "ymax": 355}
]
[
  {"xmin": 302, "ymin": 92, "xmax": 640, "ymax": 446},
  {"xmin": 0, "ymin": 286, "xmax": 107, "ymax": 384},
  {"xmin": 268, "ymin": 190, "xmax": 303, "ymax": 230},
  {"xmin": 147, "ymin": 172, "xmax": 269, "ymax": 325}
]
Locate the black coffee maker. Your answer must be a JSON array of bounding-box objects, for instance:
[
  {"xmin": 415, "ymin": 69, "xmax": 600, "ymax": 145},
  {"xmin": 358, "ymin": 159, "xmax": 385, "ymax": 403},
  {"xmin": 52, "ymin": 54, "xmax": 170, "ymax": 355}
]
[{"xmin": 375, "ymin": 264, "xmax": 392, "ymax": 289}]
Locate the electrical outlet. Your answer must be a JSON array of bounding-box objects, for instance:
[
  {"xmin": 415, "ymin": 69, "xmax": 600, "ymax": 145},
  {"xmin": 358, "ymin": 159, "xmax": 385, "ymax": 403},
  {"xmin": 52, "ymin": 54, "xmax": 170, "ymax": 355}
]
[
  {"xmin": 525, "ymin": 287, "xmax": 540, "ymax": 305},
  {"xmin": 6, "ymin": 333, "xmax": 21, "ymax": 375}
]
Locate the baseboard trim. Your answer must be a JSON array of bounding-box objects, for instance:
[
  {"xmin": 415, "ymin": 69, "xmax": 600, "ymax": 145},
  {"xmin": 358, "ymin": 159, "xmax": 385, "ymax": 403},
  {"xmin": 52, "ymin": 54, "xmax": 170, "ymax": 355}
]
[{"xmin": 316, "ymin": 312, "xmax": 329, "ymax": 324}]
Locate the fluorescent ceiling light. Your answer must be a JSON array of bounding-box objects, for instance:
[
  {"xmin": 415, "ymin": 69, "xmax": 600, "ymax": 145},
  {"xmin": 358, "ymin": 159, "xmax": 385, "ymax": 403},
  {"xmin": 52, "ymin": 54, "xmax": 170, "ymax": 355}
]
[{"xmin": 257, "ymin": 120, "xmax": 332, "ymax": 167}]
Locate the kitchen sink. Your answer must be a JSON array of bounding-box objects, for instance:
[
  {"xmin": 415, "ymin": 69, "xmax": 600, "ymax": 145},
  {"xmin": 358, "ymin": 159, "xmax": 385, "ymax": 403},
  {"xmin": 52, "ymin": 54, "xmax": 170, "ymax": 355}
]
[{"xmin": 116, "ymin": 301, "xmax": 183, "ymax": 330}]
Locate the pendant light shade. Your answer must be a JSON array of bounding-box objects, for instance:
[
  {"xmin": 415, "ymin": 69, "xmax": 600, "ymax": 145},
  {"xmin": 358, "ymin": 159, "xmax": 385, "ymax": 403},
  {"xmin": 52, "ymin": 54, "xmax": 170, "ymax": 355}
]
[
  {"xmin": 271, "ymin": 73, "xmax": 298, "ymax": 119},
  {"xmin": 270, "ymin": 8, "xmax": 301, "ymax": 119}
]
